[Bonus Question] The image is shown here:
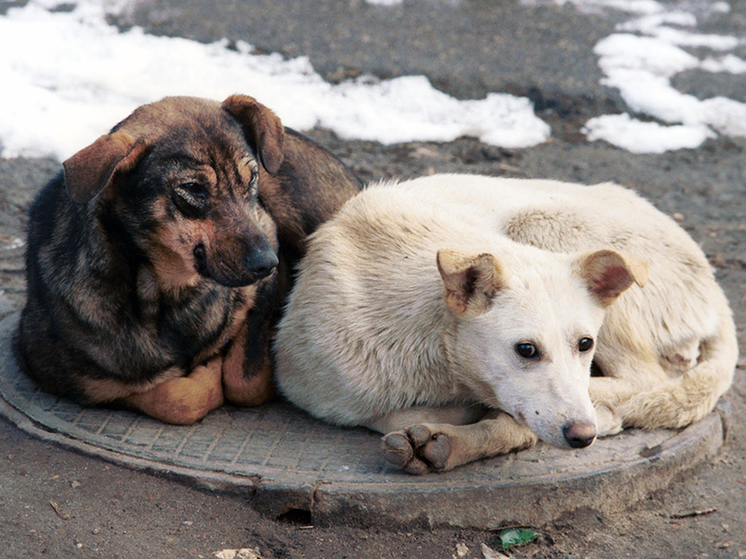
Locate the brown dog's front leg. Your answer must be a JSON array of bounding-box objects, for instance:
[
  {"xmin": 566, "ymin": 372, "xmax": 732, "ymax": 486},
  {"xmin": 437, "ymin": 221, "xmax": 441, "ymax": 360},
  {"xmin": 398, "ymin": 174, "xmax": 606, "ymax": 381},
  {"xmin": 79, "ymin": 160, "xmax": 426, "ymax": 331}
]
[
  {"xmin": 122, "ymin": 357, "xmax": 224, "ymax": 425},
  {"xmin": 222, "ymin": 280, "xmax": 277, "ymax": 406},
  {"xmin": 222, "ymin": 320, "xmax": 275, "ymax": 406}
]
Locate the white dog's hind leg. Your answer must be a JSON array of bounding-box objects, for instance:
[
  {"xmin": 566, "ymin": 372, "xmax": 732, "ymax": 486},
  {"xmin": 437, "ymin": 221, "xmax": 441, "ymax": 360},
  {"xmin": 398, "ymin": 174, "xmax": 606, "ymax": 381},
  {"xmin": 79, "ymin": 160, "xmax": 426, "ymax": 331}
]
[
  {"xmin": 594, "ymin": 402, "xmax": 623, "ymax": 437},
  {"xmin": 615, "ymin": 359, "xmax": 734, "ymax": 430},
  {"xmin": 589, "ymin": 372, "xmax": 645, "ymax": 436},
  {"xmin": 591, "ymin": 362, "xmax": 725, "ymax": 431},
  {"xmin": 370, "ymin": 409, "xmax": 537, "ymax": 475},
  {"xmin": 591, "ymin": 312, "xmax": 736, "ymax": 431}
]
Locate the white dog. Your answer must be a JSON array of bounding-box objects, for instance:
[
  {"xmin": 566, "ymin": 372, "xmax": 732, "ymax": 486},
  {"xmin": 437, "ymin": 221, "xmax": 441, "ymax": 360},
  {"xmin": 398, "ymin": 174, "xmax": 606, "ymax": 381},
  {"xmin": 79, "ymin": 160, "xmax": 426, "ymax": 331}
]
[{"xmin": 274, "ymin": 175, "xmax": 737, "ymax": 474}]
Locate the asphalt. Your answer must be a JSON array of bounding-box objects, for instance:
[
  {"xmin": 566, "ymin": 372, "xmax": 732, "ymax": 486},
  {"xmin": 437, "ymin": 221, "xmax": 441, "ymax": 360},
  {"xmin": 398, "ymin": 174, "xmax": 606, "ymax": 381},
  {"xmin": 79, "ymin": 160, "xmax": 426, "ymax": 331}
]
[{"xmin": 0, "ymin": 0, "xmax": 745, "ymax": 557}]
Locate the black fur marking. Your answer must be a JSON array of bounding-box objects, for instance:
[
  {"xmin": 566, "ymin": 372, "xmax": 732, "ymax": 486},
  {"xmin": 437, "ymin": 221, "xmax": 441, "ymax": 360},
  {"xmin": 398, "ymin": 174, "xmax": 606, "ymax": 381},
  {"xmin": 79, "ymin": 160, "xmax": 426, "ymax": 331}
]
[{"xmin": 242, "ymin": 277, "xmax": 278, "ymax": 378}]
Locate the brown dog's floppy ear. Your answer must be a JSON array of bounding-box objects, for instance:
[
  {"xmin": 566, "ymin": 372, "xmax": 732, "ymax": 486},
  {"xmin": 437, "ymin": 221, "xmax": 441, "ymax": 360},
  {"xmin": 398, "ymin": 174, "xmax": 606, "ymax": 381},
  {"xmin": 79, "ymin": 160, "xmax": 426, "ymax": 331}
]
[
  {"xmin": 437, "ymin": 249, "xmax": 505, "ymax": 316},
  {"xmin": 222, "ymin": 94, "xmax": 285, "ymax": 174},
  {"xmin": 576, "ymin": 249, "xmax": 649, "ymax": 308},
  {"xmin": 63, "ymin": 131, "xmax": 147, "ymax": 204}
]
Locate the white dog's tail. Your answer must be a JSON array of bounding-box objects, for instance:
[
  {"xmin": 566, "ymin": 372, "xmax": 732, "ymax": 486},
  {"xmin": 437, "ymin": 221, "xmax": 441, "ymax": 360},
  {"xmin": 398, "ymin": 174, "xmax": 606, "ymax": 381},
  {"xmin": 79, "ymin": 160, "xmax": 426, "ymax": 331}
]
[{"xmin": 616, "ymin": 308, "xmax": 738, "ymax": 430}]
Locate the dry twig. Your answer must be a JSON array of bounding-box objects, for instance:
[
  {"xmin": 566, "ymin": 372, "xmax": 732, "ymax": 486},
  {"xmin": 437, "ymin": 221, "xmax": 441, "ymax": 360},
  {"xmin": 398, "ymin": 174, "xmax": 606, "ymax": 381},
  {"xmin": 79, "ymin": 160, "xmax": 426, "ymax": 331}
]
[
  {"xmin": 670, "ymin": 507, "xmax": 717, "ymax": 519},
  {"xmin": 49, "ymin": 500, "xmax": 70, "ymax": 520}
]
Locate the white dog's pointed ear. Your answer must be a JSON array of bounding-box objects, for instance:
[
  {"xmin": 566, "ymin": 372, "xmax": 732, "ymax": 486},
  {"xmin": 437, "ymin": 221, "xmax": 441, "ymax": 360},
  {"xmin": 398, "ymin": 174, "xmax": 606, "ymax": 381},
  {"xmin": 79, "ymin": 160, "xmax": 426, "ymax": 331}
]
[
  {"xmin": 437, "ymin": 249, "xmax": 505, "ymax": 316},
  {"xmin": 576, "ymin": 249, "xmax": 649, "ymax": 307}
]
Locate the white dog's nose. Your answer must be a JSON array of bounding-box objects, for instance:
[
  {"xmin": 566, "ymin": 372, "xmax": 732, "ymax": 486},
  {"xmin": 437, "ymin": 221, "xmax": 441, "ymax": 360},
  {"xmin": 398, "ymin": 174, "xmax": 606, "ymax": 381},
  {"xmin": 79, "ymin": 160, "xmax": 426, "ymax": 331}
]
[{"xmin": 562, "ymin": 421, "xmax": 597, "ymax": 448}]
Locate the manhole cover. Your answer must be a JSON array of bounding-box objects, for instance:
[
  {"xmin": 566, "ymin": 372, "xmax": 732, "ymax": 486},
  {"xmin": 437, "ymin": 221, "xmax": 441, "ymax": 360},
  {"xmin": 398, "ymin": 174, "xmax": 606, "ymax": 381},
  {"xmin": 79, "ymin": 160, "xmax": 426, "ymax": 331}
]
[{"xmin": 0, "ymin": 313, "xmax": 726, "ymax": 528}]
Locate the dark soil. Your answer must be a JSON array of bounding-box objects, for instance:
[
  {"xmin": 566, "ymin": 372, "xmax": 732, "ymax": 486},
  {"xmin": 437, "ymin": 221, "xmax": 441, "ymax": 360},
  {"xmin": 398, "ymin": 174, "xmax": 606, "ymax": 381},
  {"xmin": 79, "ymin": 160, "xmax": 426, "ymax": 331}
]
[{"xmin": 1, "ymin": 0, "xmax": 745, "ymax": 556}]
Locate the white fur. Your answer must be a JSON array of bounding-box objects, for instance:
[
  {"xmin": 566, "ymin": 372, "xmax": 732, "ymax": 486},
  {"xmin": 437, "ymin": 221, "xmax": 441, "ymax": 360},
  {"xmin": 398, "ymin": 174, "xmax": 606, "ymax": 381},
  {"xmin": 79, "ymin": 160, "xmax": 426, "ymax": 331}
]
[{"xmin": 274, "ymin": 174, "xmax": 737, "ymax": 472}]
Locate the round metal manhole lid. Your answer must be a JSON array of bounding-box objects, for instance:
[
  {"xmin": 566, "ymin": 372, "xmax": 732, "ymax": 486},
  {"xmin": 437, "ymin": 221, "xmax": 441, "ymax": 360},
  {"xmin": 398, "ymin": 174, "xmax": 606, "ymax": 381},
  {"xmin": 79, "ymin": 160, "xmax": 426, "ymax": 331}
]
[{"xmin": 0, "ymin": 313, "xmax": 726, "ymax": 529}]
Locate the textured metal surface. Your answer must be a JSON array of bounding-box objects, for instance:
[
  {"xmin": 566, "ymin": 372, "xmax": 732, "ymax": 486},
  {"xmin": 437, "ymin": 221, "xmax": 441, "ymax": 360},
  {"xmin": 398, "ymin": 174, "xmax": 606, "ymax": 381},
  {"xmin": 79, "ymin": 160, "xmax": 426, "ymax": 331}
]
[
  {"xmin": 0, "ymin": 315, "xmax": 390, "ymax": 484},
  {"xmin": 0, "ymin": 313, "xmax": 727, "ymax": 528}
]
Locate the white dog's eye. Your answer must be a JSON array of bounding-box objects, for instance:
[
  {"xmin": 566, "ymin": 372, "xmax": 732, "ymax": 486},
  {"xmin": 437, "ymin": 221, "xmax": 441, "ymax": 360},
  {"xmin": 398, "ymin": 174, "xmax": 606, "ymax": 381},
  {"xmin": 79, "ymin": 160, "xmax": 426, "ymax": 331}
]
[
  {"xmin": 515, "ymin": 342, "xmax": 539, "ymax": 359},
  {"xmin": 578, "ymin": 337, "xmax": 594, "ymax": 352}
]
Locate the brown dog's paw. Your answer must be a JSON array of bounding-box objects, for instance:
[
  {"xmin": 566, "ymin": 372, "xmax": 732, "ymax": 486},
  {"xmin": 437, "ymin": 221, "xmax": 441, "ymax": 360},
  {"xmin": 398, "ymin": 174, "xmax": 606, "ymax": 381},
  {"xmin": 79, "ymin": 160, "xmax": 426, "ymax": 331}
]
[{"xmin": 381, "ymin": 425, "xmax": 453, "ymax": 475}]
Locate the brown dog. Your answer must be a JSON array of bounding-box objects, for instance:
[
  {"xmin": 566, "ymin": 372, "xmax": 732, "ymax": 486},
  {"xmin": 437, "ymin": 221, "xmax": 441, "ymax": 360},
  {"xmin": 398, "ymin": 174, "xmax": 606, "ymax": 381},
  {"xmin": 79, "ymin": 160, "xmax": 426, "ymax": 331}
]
[{"xmin": 14, "ymin": 94, "xmax": 361, "ymax": 424}]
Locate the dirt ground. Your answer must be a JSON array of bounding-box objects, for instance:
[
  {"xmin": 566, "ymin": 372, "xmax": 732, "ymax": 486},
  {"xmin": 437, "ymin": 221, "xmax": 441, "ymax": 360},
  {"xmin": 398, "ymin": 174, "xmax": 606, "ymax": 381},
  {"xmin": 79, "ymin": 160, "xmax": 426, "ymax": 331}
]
[
  {"xmin": 1, "ymin": 126, "xmax": 745, "ymax": 559},
  {"xmin": 2, "ymin": 0, "xmax": 746, "ymax": 557}
]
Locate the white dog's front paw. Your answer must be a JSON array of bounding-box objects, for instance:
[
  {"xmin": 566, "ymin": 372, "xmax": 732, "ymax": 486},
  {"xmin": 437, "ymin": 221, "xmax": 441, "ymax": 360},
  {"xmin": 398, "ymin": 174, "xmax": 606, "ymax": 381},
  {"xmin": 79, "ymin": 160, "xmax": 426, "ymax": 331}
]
[
  {"xmin": 381, "ymin": 425, "xmax": 453, "ymax": 475},
  {"xmin": 595, "ymin": 403, "xmax": 623, "ymax": 437}
]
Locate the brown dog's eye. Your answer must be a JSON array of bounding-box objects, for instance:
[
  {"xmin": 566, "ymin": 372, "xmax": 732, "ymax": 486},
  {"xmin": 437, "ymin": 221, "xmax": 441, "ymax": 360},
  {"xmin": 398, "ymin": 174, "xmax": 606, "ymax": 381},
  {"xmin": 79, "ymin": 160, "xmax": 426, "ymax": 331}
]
[
  {"xmin": 178, "ymin": 182, "xmax": 208, "ymax": 201},
  {"xmin": 578, "ymin": 337, "xmax": 594, "ymax": 352},
  {"xmin": 248, "ymin": 172, "xmax": 259, "ymax": 192},
  {"xmin": 515, "ymin": 342, "xmax": 540, "ymax": 359},
  {"xmin": 173, "ymin": 182, "xmax": 209, "ymax": 217}
]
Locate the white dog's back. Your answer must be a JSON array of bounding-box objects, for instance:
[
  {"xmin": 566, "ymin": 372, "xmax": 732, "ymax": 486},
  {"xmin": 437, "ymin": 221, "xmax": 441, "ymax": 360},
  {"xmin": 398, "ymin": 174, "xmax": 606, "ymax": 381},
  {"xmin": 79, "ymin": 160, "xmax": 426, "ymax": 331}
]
[
  {"xmin": 275, "ymin": 182, "xmax": 510, "ymax": 424},
  {"xmin": 275, "ymin": 175, "xmax": 736, "ymax": 465},
  {"xmin": 276, "ymin": 178, "xmax": 624, "ymax": 435},
  {"xmin": 393, "ymin": 175, "xmax": 736, "ymax": 429}
]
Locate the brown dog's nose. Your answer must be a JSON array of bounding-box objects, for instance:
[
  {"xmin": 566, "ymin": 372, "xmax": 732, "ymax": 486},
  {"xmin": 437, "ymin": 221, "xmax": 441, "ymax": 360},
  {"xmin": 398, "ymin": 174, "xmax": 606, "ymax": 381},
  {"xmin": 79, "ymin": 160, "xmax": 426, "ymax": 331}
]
[
  {"xmin": 245, "ymin": 247, "xmax": 278, "ymax": 281},
  {"xmin": 562, "ymin": 421, "xmax": 597, "ymax": 448}
]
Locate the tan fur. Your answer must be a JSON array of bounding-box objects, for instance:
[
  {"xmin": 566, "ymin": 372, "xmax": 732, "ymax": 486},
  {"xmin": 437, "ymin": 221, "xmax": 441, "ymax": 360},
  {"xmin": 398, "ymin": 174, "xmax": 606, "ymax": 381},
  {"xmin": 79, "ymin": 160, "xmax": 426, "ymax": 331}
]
[
  {"xmin": 122, "ymin": 357, "xmax": 225, "ymax": 426},
  {"xmin": 275, "ymin": 174, "xmax": 737, "ymax": 473},
  {"xmin": 78, "ymin": 366, "xmax": 185, "ymax": 403}
]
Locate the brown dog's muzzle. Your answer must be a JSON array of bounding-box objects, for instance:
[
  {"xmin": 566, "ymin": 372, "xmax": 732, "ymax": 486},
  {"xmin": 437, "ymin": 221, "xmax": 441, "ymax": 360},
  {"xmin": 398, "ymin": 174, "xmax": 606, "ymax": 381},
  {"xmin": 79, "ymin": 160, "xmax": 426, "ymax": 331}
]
[{"xmin": 194, "ymin": 233, "xmax": 278, "ymax": 288}]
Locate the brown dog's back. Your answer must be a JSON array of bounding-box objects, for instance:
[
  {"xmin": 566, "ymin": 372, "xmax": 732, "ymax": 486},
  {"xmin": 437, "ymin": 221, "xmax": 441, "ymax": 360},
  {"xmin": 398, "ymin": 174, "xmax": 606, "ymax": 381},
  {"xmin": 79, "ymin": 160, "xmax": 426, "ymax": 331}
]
[{"xmin": 15, "ymin": 95, "xmax": 360, "ymax": 421}]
